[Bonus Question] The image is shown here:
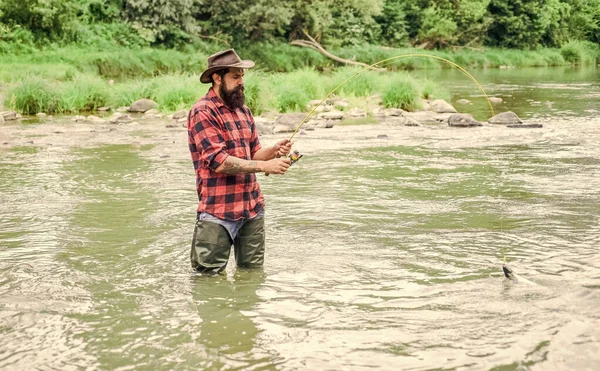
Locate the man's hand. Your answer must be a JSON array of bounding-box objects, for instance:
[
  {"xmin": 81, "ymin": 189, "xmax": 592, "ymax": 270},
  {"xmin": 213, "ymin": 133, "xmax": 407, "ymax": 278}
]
[
  {"xmin": 274, "ymin": 139, "xmax": 293, "ymax": 158},
  {"xmin": 263, "ymin": 157, "xmax": 291, "ymax": 175}
]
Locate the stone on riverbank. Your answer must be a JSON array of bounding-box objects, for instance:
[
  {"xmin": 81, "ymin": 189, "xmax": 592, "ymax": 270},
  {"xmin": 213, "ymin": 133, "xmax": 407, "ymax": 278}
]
[
  {"xmin": 507, "ymin": 123, "xmax": 543, "ymax": 128},
  {"xmin": 431, "ymin": 99, "xmax": 457, "ymax": 113},
  {"xmin": 489, "ymin": 111, "xmax": 522, "ymax": 125},
  {"xmin": 108, "ymin": 113, "xmax": 133, "ymax": 124},
  {"xmin": 347, "ymin": 108, "xmax": 367, "ymax": 117},
  {"xmin": 448, "ymin": 114, "xmax": 483, "ymax": 127},
  {"xmin": 318, "ymin": 110, "xmax": 345, "ymax": 120},
  {"xmin": 489, "ymin": 97, "xmax": 503, "ymax": 104},
  {"xmin": 1, "ymin": 111, "xmax": 18, "ymax": 121},
  {"xmin": 129, "ymin": 99, "xmax": 157, "ymax": 113}
]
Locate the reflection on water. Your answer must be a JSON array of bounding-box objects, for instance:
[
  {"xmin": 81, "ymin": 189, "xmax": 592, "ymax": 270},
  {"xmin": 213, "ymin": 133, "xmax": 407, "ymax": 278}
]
[{"xmin": 1, "ymin": 67, "xmax": 600, "ymax": 370}]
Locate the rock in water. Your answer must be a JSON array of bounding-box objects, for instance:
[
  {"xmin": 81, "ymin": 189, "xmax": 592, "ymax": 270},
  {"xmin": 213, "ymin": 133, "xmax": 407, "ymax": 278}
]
[
  {"xmin": 129, "ymin": 99, "xmax": 158, "ymax": 113},
  {"xmin": 488, "ymin": 111, "xmax": 522, "ymax": 125},
  {"xmin": 448, "ymin": 114, "xmax": 482, "ymax": 127},
  {"xmin": 507, "ymin": 124, "xmax": 543, "ymax": 128}
]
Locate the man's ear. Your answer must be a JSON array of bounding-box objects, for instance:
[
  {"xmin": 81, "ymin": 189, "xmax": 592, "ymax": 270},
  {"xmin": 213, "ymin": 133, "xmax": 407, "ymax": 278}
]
[{"xmin": 212, "ymin": 73, "xmax": 221, "ymax": 86}]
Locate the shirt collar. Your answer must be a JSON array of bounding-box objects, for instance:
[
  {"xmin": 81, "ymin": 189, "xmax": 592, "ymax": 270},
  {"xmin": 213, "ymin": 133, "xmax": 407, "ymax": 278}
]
[{"xmin": 207, "ymin": 87, "xmax": 225, "ymax": 109}]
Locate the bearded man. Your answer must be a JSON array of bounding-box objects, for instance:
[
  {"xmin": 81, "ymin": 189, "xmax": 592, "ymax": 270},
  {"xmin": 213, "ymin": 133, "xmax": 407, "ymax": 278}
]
[{"xmin": 187, "ymin": 49, "xmax": 293, "ymax": 274}]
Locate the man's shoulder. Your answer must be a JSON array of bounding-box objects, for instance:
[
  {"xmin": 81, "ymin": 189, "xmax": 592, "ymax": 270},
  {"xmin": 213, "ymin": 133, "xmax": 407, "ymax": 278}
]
[{"xmin": 190, "ymin": 95, "xmax": 217, "ymax": 118}]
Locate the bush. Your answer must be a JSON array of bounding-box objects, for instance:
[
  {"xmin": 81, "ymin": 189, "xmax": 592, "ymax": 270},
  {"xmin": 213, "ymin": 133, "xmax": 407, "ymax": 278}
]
[
  {"xmin": 58, "ymin": 75, "xmax": 109, "ymax": 112},
  {"xmin": 561, "ymin": 41, "xmax": 600, "ymax": 65},
  {"xmin": 381, "ymin": 76, "xmax": 419, "ymax": 110},
  {"xmin": 5, "ymin": 75, "xmax": 58, "ymax": 114}
]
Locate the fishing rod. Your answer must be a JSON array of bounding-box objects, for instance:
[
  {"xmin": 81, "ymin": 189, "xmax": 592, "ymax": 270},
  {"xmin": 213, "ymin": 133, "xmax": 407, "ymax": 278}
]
[
  {"xmin": 278, "ymin": 55, "xmax": 512, "ymax": 276},
  {"xmin": 287, "ymin": 53, "xmax": 496, "ymax": 142},
  {"xmin": 279, "ymin": 53, "xmax": 496, "ymax": 170}
]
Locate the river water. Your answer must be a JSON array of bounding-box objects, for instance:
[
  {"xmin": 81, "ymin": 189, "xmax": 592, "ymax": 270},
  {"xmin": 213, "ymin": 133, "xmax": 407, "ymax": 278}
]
[{"xmin": 1, "ymin": 66, "xmax": 599, "ymax": 370}]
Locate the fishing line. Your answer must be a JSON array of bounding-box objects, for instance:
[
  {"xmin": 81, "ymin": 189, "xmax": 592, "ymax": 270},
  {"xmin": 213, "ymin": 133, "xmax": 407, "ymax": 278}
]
[
  {"xmin": 281, "ymin": 54, "xmax": 507, "ymax": 275},
  {"xmin": 288, "ymin": 53, "xmax": 496, "ymax": 141}
]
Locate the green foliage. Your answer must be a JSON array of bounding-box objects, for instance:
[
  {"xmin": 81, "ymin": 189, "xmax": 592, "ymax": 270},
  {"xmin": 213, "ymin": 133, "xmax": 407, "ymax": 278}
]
[
  {"xmin": 237, "ymin": 43, "xmax": 328, "ymax": 72},
  {"xmin": 560, "ymin": 40, "xmax": 600, "ymax": 64},
  {"xmin": 150, "ymin": 75, "xmax": 199, "ymax": 111},
  {"xmin": 418, "ymin": 6, "xmax": 458, "ymax": 48},
  {"xmin": 374, "ymin": 0, "xmax": 409, "ymax": 47},
  {"xmin": 5, "ymin": 76, "xmax": 58, "ymax": 114},
  {"xmin": 0, "ymin": 0, "xmax": 80, "ymax": 42},
  {"xmin": 58, "ymin": 75, "xmax": 109, "ymax": 112},
  {"xmin": 1, "ymin": 0, "xmax": 599, "ymax": 53},
  {"xmin": 381, "ymin": 75, "xmax": 419, "ymax": 110}
]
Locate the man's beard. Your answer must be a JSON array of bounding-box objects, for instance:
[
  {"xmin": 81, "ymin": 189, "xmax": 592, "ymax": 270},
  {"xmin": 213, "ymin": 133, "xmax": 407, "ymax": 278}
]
[{"xmin": 220, "ymin": 84, "xmax": 245, "ymax": 110}]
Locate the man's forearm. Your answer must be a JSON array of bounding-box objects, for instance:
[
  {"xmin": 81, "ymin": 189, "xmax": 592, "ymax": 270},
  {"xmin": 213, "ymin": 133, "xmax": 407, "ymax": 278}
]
[
  {"xmin": 252, "ymin": 146, "xmax": 278, "ymax": 161},
  {"xmin": 215, "ymin": 155, "xmax": 264, "ymax": 174}
]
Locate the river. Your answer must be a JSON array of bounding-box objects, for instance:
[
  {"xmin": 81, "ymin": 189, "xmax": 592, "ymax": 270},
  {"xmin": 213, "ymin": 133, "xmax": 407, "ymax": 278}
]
[{"xmin": 1, "ymin": 66, "xmax": 599, "ymax": 370}]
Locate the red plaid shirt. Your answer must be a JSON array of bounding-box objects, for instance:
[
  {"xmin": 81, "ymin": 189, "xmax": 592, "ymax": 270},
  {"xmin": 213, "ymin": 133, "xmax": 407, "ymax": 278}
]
[{"xmin": 187, "ymin": 88, "xmax": 264, "ymax": 221}]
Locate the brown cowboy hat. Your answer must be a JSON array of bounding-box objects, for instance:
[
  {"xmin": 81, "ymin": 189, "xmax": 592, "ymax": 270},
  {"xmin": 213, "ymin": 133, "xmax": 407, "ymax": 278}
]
[{"xmin": 199, "ymin": 49, "xmax": 255, "ymax": 83}]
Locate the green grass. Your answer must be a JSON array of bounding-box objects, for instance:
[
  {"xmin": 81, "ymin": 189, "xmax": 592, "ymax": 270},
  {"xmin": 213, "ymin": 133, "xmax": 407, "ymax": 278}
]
[
  {"xmin": 1, "ymin": 42, "xmax": 593, "ymax": 116},
  {"xmin": 381, "ymin": 74, "xmax": 420, "ymax": 111},
  {"xmin": 58, "ymin": 75, "xmax": 110, "ymax": 112},
  {"xmin": 560, "ymin": 41, "xmax": 600, "ymax": 65},
  {"xmin": 5, "ymin": 75, "xmax": 59, "ymax": 114}
]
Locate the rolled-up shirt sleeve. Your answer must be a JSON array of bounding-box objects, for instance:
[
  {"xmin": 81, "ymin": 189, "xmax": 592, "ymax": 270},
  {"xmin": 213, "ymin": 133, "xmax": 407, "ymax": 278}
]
[{"xmin": 191, "ymin": 110, "xmax": 229, "ymax": 171}]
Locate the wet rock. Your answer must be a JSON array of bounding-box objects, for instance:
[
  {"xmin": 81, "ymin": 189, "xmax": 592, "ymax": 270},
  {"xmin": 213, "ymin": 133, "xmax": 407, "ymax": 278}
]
[
  {"xmin": 254, "ymin": 121, "xmax": 272, "ymax": 135},
  {"xmin": 433, "ymin": 113, "xmax": 454, "ymax": 123},
  {"xmin": 0, "ymin": 115, "xmax": 4, "ymax": 124},
  {"xmin": 385, "ymin": 108, "xmax": 404, "ymax": 116},
  {"xmin": 308, "ymin": 99, "xmax": 323, "ymax": 106},
  {"xmin": 489, "ymin": 111, "xmax": 522, "ymax": 125},
  {"xmin": 456, "ymin": 99, "xmax": 471, "ymax": 105},
  {"xmin": 347, "ymin": 108, "xmax": 367, "ymax": 117},
  {"xmin": 172, "ymin": 109, "xmax": 188, "ymax": 119},
  {"xmin": 87, "ymin": 115, "xmax": 105, "ymax": 123},
  {"xmin": 72, "ymin": 115, "xmax": 86, "ymax": 122},
  {"xmin": 377, "ymin": 134, "xmax": 389, "ymax": 139},
  {"xmin": 318, "ymin": 110, "xmax": 345, "ymax": 120},
  {"xmin": 116, "ymin": 106, "xmax": 129, "ymax": 112},
  {"xmin": 420, "ymin": 99, "xmax": 432, "ymax": 111},
  {"xmin": 304, "ymin": 120, "xmax": 318, "ymax": 130},
  {"xmin": 507, "ymin": 123, "xmax": 543, "ymax": 128},
  {"xmin": 403, "ymin": 111, "xmax": 439, "ymax": 125},
  {"xmin": 272, "ymin": 124, "xmax": 294, "ymax": 133},
  {"xmin": 448, "ymin": 114, "xmax": 483, "ymax": 127},
  {"xmin": 315, "ymin": 121, "xmax": 335, "ymax": 129},
  {"xmin": 108, "ymin": 113, "xmax": 133, "ymax": 124},
  {"xmin": 97, "ymin": 106, "xmax": 111, "ymax": 112},
  {"xmin": 1, "ymin": 111, "xmax": 18, "ymax": 121},
  {"xmin": 166, "ymin": 123, "xmax": 178, "ymax": 128},
  {"xmin": 129, "ymin": 99, "xmax": 158, "ymax": 113},
  {"xmin": 36, "ymin": 113, "xmax": 47, "ymax": 118},
  {"xmin": 332, "ymin": 100, "xmax": 351, "ymax": 109},
  {"xmin": 145, "ymin": 109, "xmax": 160, "ymax": 115},
  {"xmin": 489, "ymin": 97, "xmax": 503, "ymax": 104},
  {"xmin": 275, "ymin": 113, "xmax": 305, "ymax": 131},
  {"xmin": 430, "ymin": 99, "xmax": 457, "ymax": 113},
  {"xmin": 372, "ymin": 107, "xmax": 386, "ymax": 118}
]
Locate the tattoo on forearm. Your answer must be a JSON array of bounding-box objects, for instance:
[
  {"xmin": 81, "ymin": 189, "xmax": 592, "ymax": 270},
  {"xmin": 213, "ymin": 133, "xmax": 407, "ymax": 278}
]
[{"xmin": 220, "ymin": 157, "xmax": 262, "ymax": 174}]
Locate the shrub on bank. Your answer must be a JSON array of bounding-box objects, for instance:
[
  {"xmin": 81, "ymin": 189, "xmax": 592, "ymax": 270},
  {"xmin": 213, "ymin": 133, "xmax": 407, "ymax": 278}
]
[
  {"xmin": 381, "ymin": 75, "xmax": 420, "ymax": 111},
  {"xmin": 561, "ymin": 41, "xmax": 600, "ymax": 65},
  {"xmin": 5, "ymin": 76, "xmax": 58, "ymax": 114},
  {"xmin": 58, "ymin": 75, "xmax": 109, "ymax": 112}
]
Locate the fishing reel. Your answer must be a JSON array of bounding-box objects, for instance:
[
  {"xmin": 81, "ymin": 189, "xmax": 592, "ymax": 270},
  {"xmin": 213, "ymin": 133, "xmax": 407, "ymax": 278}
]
[
  {"xmin": 265, "ymin": 150, "xmax": 302, "ymax": 176},
  {"xmin": 288, "ymin": 150, "xmax": 303, "ymax": 165}
]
